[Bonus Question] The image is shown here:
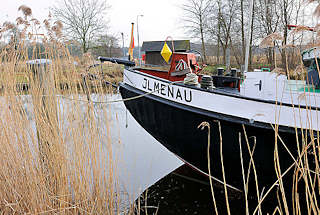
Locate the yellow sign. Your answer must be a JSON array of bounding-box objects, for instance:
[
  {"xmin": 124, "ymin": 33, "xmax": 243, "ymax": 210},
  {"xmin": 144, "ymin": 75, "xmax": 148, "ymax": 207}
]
[{"xmin": 161, "ymin": 42, "xmax": 172, "ymax": 63}]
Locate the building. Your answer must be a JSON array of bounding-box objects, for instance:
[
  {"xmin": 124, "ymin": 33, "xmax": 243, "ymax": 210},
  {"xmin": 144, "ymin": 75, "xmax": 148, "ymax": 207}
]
[{"xmin": 141, "ymin": 40, "xmax": 190, "ymax": 65}]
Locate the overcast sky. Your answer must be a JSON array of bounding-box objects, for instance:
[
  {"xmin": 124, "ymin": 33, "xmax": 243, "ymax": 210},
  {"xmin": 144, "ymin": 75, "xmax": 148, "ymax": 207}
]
[
  {"xmin": 1, "ymin": 0, "xmax": 318, "ymax": 47},
  {"xmin": 0, "ymin": 0, "xmax": 189, "ymax": 46}
]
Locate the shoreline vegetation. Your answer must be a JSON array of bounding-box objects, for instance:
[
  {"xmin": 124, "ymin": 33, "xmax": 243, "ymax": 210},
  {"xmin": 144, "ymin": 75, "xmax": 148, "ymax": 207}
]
[
  {"xmin": 0, "ymin": 7, "xmax": 137, "ymax": 214},
  {"xmin": 0, "ymin": 61, "xmax": 123, "ymax": 94},
  {"xmin": 0, "ymin": 3, "xmax": 320, "ymax": 214}
]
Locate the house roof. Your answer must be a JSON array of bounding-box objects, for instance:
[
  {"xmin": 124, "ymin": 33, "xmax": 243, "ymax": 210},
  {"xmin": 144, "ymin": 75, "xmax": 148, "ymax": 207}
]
[{"xmin": 141, "ymin": 40, "xmax": 190, "ymax": 52}]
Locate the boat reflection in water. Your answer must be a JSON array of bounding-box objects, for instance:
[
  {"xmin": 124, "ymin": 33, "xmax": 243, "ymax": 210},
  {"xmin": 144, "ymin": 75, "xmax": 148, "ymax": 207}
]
[
  {"xmin": 109, "ymin": 98, "xmax": 277, "ymax": 214},
  {"xmin": 104, "ymin": 94, "xmax": 183, "ymax": 201}
]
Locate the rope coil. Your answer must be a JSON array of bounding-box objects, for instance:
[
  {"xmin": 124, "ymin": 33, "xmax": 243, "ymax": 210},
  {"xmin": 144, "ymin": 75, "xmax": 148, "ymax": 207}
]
[{"xmin": 184, "ymin": 73, "xmax": 199, "ymax": 86}]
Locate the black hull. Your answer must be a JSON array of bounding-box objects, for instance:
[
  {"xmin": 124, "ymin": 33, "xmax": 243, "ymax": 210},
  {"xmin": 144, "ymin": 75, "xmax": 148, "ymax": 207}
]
[{"xmin": 119, "ymin": 83, "xmax": 300, "ymax": 191}]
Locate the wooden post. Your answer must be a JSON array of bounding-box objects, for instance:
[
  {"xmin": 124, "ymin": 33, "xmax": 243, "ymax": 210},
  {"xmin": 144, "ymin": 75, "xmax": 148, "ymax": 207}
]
[
  {"xmin": 27, "ymin": 59, "xmax": 58, "ymax": 190},
  {"xmin": 81, "ymin": 75, "xmax": 91, "ymax": 102}
]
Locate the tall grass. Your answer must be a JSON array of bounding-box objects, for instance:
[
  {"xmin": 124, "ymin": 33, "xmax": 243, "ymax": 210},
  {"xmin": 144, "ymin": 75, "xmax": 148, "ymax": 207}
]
[
  {"xmin": 202, "ymin": 117, "xmax": 320, "ymax": 214},
  {"xmin": 0, "ymin": 6, "xmax": 130, "ymax": 214},
  {"xmin": 202, "ymin": 31, "xmax": 320, "ymax": 214}
]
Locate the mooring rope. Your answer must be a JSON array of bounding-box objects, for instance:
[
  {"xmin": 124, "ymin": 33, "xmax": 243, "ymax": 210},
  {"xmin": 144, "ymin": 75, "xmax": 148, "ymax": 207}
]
[
  {"xmin": 183, "ymin": 73, "xmax": 199, "ymax": 85},
  {"xmin": 57, "ymin": 80, "xmax": 183, "ymax": 104}
]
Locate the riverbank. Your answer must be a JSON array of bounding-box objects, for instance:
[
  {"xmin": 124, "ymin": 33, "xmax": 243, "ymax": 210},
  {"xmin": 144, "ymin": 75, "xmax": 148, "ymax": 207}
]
[{"xmin": 0, "ymin": 61, "xmax": 123, "ymax": 94}]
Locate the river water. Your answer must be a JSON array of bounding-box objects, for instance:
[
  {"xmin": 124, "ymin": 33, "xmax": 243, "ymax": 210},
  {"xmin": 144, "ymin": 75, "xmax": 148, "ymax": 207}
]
[
  {"xmin": 103, "ymin": 94, "xmax": 183, "ymax": 201},
  {"xmin": 18, "ymin": 93, "xmax": 278, "ymax": 214},
  {"xmin": 95, "ymin": 94, "xmax": 249, "ymax": 214},
  {"xmin": 19, "ymin": 93, "xmax": 183, "ymax": 209},
  {"xmin": 105, "ymin": 94, "xmax": 279, "ymax": 214}
]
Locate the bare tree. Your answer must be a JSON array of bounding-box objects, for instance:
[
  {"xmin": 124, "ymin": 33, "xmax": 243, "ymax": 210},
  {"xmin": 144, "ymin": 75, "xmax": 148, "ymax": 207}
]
[
  {"xmin": 178, "ymin": 0, "xmax": 306, "ymax": 69},
  {"xmin": 254, "ymin": 0, "xmax": 304, "ymax": 69},
  {"xmin": 255, "ymin": 0, "xmax": 281, "ymax": 66},
  {"xmin": 91, "ymin": 33, "xmax": 121, "ymax": 57},
  {"xmin": 207, "ymin": 0, "xmax": 240, "ymax": 65},
  {"xmin": 278, "ymin": 0, "xmax": 304, "ymax": 72},
  {"xmin": 52, "ymin": 0, "xmax": 109, "ymax": 53},
  {"xmin": 180, "ymin": 0, "xmax": 212, "ymax": 63}
]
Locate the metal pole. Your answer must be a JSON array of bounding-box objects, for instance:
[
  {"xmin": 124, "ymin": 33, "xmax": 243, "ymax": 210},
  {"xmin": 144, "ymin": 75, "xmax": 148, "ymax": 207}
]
[
  {"xmin": 226, "ymin": 47, "xmax": 231, "ymax": 72},
  {"xmin": 244, "ymin": 0, "xmax": 254, "ymax": 73},
  {"xmin": 121, "ymin": 32, "xmax": 125, "ymax": 57},
  {"xmin": 137, "ymin": 14, "xmax": 143, "ymax": 66}
]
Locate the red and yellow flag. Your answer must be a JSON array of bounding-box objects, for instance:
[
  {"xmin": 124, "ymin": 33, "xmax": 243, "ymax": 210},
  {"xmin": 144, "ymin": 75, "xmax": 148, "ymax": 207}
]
[{"xmin": 128, "ymin": 23, "xmax": 135, "ymax": 61}]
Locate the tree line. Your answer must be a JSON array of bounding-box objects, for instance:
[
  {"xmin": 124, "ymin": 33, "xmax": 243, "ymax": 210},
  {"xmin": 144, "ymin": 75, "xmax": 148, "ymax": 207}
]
[
  {"xmin": 180, "ymin": 0, "xmax": 319, "ymax": 69},
  {"xmin": 0, "ymin": 0, "xmax": 122, "ymax": 59},
  {"xmin": 2, "ymin": 0, "xmax": 319, "ymax": 66}
]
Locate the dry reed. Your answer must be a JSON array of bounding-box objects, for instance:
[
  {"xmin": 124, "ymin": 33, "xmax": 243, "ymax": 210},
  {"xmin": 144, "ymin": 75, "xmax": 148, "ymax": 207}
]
[
  {"xmin": 198, "ymin": 121, "xmax": 219, "ymax": 214},
  {"xmin": 201, "ymin": 61, "xmax": 320, "ymax": 214},
  {"xmin": 0, "ymin": 5, "xmax": 132, "ymax": 214},
  {"xmin": 4, "ymin": 3, "xmax": 320, "ymax": 214}
]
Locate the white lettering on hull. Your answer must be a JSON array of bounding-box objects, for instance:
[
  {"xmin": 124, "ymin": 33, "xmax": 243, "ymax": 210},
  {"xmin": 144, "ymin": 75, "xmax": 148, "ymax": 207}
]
[{"xmin": 142, "ymin": 78, "xmax": 192, "ymax": 102}]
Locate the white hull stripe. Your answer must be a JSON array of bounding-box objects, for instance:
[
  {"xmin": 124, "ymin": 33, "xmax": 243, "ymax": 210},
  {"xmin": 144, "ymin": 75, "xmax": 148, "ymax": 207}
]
[{"xmin": 123, "ymin": 69, "xmax": 320, "ymax": 131}]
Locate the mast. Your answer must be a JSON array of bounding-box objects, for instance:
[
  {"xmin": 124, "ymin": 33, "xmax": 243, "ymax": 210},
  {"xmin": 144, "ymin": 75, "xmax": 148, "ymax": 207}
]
[{"xmin": 244, "ymin": 0, "xmax": 254, "ymax": 72}]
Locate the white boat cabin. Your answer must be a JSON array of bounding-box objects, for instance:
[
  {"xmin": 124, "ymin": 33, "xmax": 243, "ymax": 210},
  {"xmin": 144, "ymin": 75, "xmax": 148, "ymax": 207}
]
[{"xmin": 241, "ymin": 48, "xmax": 320, "ymax": 107}]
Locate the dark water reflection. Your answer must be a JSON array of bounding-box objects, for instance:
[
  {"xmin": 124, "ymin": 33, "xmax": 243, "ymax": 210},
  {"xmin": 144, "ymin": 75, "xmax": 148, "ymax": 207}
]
[
  {"xmin": 20, "ymin": 93, "xmax": 183, "ymax": 206},
  {"xmin": 137, "ymin": 164, "xmax": 280, "ymax": 215},
  {"xmin": 104, "ymin": 94, "xmax": 183, "ymax": 201},
  {"xmin": 104, "ymin": 94, "xmax": 279, "ymax": 214},
  {"xmin": 21, "ymin": 93, "xmax": 279, "ymax": 214},
  {"xmin": 103, "ymin": 94, "xmax": 280, "ymax": 214}
]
